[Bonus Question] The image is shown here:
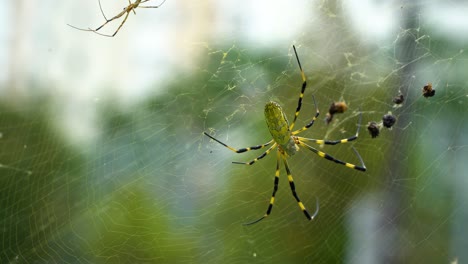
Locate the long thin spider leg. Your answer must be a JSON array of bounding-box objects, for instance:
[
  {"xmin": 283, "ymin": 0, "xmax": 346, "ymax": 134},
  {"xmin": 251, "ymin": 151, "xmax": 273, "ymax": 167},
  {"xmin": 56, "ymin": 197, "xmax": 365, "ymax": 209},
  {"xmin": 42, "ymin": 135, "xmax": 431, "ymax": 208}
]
[
  {"xmin": 283, "ymin": 155, "xmax": 319, "ymax": 220},
  {"xmin": 67, "ymin": 7, "xmax": 127, "ymax": 35},
  {"xmin": 203, "ymin": 132, "xmax": 273, "ymax": 153},
  {"xmin": 66, "ymin": 24, "xmax": 95, "ymax": 33},
  {"xmin": 128, "ymin": 0, "xmax": 137, "ymax": 15},
  {"xmin": 292, "ymin": 95, "xmax": 319, "ymax": 135},
  {"xmin": 139, "ymin": 0, "xmax": 167, "ymax": 8},
  {"xmin": 138, "ymin": 5, "xmax": 165, "ymax": 8},
  {"xmin": 86, "ymin": 10, "xmax": 129, "ymax": 37},
  {"xmin": 289, "ymin": 45, "xmax": 308, "ymax": 131},
  {"xmin": 69, "ymin": 0, "xmax": 166, "ymax": 37},
  {"xmin": 98, "ymin": 0, "xmax": 108, "ymax": 21},
  {"xmin": 68, "ymin": 0, "xmax": 134, "ymax": 37},
  {"xmin": 298, "ymin": 141, "xmax": 366, "ymax": 171},
  {"xmin": 94, "ymin": 8, "xmax": 127, "ymax": 31},
  {"xmin": 232, "ymin": 144, "xmax": 277, "ymax": 165},
  {"xmin": 298, "ymin": 111, "xmax": 362, "ymax": 145},
  {"xmin": 107, "ymin": 10, "xmax": 131, "ymax": 37},
  {"xmin": 243, "ymin": 151, "xmax": 281, "ymax": 225}
]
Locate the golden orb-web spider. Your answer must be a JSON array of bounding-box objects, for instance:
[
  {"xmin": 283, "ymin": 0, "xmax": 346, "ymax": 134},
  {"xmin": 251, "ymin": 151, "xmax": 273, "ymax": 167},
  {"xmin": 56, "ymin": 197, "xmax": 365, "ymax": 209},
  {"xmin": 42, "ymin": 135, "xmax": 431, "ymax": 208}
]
[{"xmin": 204, "ymin": 46, "xmax": 366, "ymax": 225}]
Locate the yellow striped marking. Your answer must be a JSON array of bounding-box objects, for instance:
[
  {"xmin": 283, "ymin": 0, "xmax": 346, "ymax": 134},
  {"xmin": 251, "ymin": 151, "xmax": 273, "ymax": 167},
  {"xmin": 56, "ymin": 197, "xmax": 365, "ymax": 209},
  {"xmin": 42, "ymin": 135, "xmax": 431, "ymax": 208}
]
[
  {"xmin": 227, "ymin": 146, "xmax": 237, "ymax": 152},
  {"xmin": 315, "ymin": 139, "xmax": 324, "ymax": 144},
  {"xmin": 298, "ymin": 202, "xmax": 306, "ymax": 211},
  {"xmin": 288, "ymin": 175, "xmax": 293, "ymax": 182},
  {"xmin": 270, "ymin": 197, "xmax": 275, "ymax": 204},
  {"xmin": 318, "ymin": 151, "xmax": 326, "ymax": 158},
  {"xmin": 345, "ymin": 163, "xmax": 355, "ymax": 169},
  {"xmin": 340, "ymin": 139, "xmax": 349, "ymax": 143}
]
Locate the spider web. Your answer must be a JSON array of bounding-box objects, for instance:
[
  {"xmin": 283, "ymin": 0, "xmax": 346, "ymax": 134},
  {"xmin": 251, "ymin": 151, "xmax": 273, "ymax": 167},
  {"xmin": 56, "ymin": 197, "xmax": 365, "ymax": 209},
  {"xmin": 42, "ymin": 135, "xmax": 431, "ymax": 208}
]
[{"xmin": 1, "ymin": 0, "xmax": 467, "ymax": 263}]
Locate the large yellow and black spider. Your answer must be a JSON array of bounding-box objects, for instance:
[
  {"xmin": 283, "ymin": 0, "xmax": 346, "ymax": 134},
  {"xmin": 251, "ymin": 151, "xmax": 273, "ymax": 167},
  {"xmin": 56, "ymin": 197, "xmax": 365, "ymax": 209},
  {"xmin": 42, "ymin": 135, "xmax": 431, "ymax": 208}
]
[{"xmin": 204, "ymin": 46, "xmax": 366, "ymax": 225}]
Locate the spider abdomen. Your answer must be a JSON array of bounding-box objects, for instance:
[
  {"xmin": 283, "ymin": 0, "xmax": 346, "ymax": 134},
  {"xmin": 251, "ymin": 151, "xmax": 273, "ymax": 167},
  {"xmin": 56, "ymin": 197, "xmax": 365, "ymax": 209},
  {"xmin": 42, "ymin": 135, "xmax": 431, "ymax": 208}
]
[{"xmin": 264, "ymin": 101, "xmax": 298, "ymax": 156}]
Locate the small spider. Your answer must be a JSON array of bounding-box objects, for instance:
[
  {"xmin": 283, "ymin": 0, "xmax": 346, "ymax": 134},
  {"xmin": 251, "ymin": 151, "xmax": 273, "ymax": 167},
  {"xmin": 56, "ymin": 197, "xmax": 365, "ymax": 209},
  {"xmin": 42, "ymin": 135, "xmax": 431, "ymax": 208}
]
[
  {"xmin": 367, "ymin": 121, "xmax": 380, "ymax": 138},
  {"xmin": 325, "ymin": 101, "xmax": 348, "ymax": 124},
  {"xmin": 382, "ymin": 113, "xmax": 396, "ymax": 128},
  {"xmin": 68, "ymin": 0, "xmax": 166, "ymax": 37},
  {"xmin": 204, "ymin": 46, "xmax": 366, "ymax": 225},
  {"xmin": 422, "ymin": 83, "xmax": 435, "ymax": 98},
  {"xmin": 393, "ymin": 93, "xmax": 404, "ymax": 105}
]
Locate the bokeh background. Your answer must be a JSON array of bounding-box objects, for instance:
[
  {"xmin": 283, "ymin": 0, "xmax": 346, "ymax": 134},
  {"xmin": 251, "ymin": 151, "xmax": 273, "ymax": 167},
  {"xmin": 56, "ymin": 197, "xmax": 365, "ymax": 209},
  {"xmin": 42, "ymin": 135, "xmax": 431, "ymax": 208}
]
[{"xmin": 1, "ymin": 0, "xmax": 467, "ymax": 263}]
